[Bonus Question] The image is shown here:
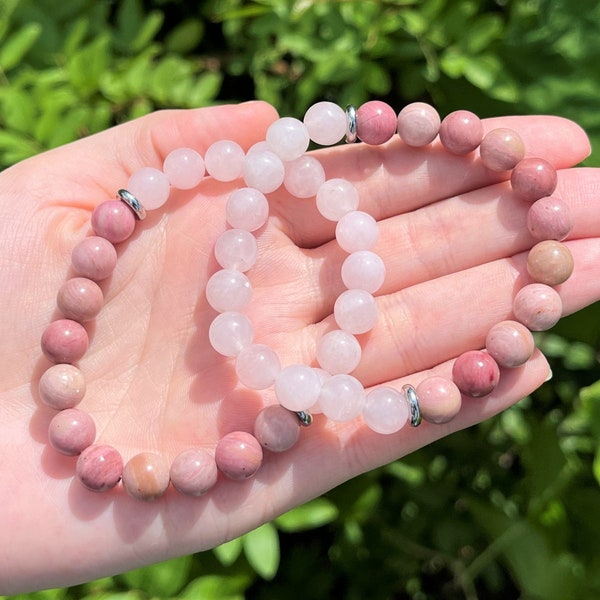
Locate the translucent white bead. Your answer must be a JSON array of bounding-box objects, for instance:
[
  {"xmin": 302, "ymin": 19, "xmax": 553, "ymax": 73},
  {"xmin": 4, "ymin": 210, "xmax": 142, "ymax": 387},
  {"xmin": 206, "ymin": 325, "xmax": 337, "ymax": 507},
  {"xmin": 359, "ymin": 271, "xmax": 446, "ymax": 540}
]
[
  {"xmin": 316, "ymin": 178, "xmax": 360, "ymax": 221},
  {"xmin": 363, "ymin": 387, "xmax": 409, "ymax": 434},
  {"xmin": 303, "ymin": 101, "xmax": 346, "ymax": 146},
  {"xmin": 235, "ymin": 344, "xmax": 281, "ymax": 389},
  {"xmin": 208, "ymin": 311, "xmax": 253, "ymax": 356},
  {"xmin": 206, "ymin": 269, "xmax": 252, "ymax": 312},
  {"xmin": 163, "ymin": 147, "xmax": 205, "ymax": 190},
  {"xmin": 284, "ymin": 155, "xmax": 326, "ymax": 198},
  {"xmin": 128, "ymin": 167, "xmax": 170, "ymax": 210},
  {"xmin": 266, "ymin": 117, "xmax": 310, "ymax": 161},
  {"xmin": 316, "ymin": 329, "xmax": 362, "ymax": 375},
  {"xmin": 205, "ymin": 140, "xmax": 245, "ymax": 182},
  {"xmin": 341, "ymin": 251, "xmax": 386, "ymax": 293},
  {"xmin": 319, "ymin": 374, "xmax": 366, "ymax": 422},
  {"xmin": 335, "ymin": 211, "xmax": 379, "ymax": 252},
  {"xmin": 309, "ymin": 368, "xmax": 330, "ymax": 414},
  {"xmin": 214, "ymin": 229, "xmax": 258, "ymax": 272},
  {"xmin": 334, "ymin": 289, "xmax": 378, "ymax": 334},
  {"xmin": 226, "ymin": 187, "xmax": 269, "ymax": 231},
  {"xmin": 274, "ymin": 364, "xmax": 321, "ymax": 412},
  {"xmin": 243, "ymin": 150, "xmax": 285, "ymax": 193},
  {"xmin": 247, "ymin": 141, "xmax": 270, "ymax": 155}
]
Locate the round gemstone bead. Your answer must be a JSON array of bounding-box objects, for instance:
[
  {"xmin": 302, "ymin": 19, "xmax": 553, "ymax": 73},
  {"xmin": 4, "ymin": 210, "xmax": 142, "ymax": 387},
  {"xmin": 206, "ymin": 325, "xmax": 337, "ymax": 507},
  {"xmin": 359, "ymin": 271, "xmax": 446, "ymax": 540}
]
[
  {"xmin": 71, "ymin": 236, "xmax": 117, "ymax": 281},
  {"xmin": 206, "ymin": 269, "xmax": 252, "ymax": 313},
  {"xmin": 341, "ymin": 250, "xmax": 386, "ymax": 293},
  {"xmin": 39, "ymin": 363, "xmax": 86, "ymax": 410},
  {"xmin": 318, "ymin": 374, "xmax": 366, "ymax": 422},
  {"xmin": 485, "ymin": 320, "xmax": 535, "ymax": 368},
  {"xmin": 242, "ymin": 150, "xmax": 285, "ymax": 193},
  {"xmin": 254, "ymin": 404, "xmax": 300, "ymax": 452},
  {"xmin": 527, "ymin": 196, "xmax": 573, "ymax": 241},
  {"xmin": 215, "ymin": 431, "xmax": 263, "ymax": 480},
  {"xmin": 41, "ymin": 319, "xmax": 89, "ymax": 364},
  {"xmin": 122, "ymin": 452, "xmax": 171, "ymax": 501},
  {"xmin": 513, "ymin": 283, "xmax": 562, "ymax": 331},
  {"xmin": 416, "ymin": 376, "xmax": 462, "ymax": 424},
  {"xmin": 439, "ymin": 110, "xmax": 483, "ymax": 155},
  {"xmin": 511, "ymin": 157, "xmax": 557, "ymax": 202},
  {"xmin": 170, "ymin": 448, "xmax": 218, "ymax": 497},
  {"xmin": 205, "ymin": 140, "xmax": 245, "ymax": 182},
  {"xmin": 235, "ymin": 344, "xmax": 281, "ymax": 390},
  {"xmin": 334, "ymin": 289, "xmax": 378, "ymax": 334},
  {"xmin": 396, "ymin": 102, "xmax": 441, "ymax": 147},
  {"xmin": 226, "ymin": 187, "xmax": 269, "ymax": 232},
  {"xmin": 335, "ymin": 211, "xmax": 379, "ymax": 252},
  {"xmin": 316, "ymin": 178, "xmax": 360, "ymax": 222},
  {"xmin": 208, "ymin": 311, "xmax": 254, "ymax": 357},
  {"xmin": 316, "ymin": 329, "xmax": 362, "ymax": 375},
  {"xmin": 452, "ymin": 350, "xmax": 500, "ymax": 398},
  {"xmin": 363, "ymin": 386, "xmax": 409, "ymax": 434},
  {"xmin": 303, "ymin": 101, "xmax": 346, "ymax": 145},
  {"xmin": 275, "ymin": 364, "xmax": 321, "ymax": 412},
  {"xmin": 214, "ymin": 228, "xmax": 258, "ymax": 272},
  {"xmin": 479, "ymin": 128, "xmax": 525, "ymax": 171},
  {"xmin": 266, "ymin": 117, "xmax": 310, "ymax": 161},
  {"xmin": 48, "ymin": 408, "xmax": 96, "ymax": 456},
  {"xmin": 526, "ymin": 240, "xmax": 574, "ymax": 286},
  {"xmin": 163, "ymin": 147, "xmax": 205, "ymax": 190},
  {"xmin": 57, "ymin": 277, "xmax": 103, "ymax": 322},
  {"xmin": 284, "ymin": 155, "xmax": 326, "ymax": 198},
  {"xmin": 76, "ymin": 444, "xmax": 123, "ymax": 492},
  {"xmin": 91, "ymin": 200, "xmax": 136, "ymax": 243},
  {"xmin": 356, "ymin": 101, "xmax": 397, "ymax": 145},
  {"xmin": 128, "ymin": 167, "xmax": 171, "ymax": 210}
]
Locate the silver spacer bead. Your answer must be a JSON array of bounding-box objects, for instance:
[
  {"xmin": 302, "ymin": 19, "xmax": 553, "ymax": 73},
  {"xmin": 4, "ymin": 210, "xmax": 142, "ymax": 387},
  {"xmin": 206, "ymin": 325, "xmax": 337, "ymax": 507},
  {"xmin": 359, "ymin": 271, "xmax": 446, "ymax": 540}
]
[
  {"xmin": 345, "ymin": 105, "xmax": 357, "ymax": 143},
  {"xmin": 117, "ymin": 189, "xmax": 146, "ymax": 221},
  {"xmin": 296, "ymin": 410, "xmax": 313, "ymax": 427},
  {"xmin": 403, "ymin": 384, "xmax": 422, "ymax": 427}
]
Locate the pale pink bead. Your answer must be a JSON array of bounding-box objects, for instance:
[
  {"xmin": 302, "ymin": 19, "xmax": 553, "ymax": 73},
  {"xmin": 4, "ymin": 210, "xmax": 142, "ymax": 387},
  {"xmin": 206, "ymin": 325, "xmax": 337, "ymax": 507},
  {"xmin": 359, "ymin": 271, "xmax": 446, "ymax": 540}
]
[
  {"xmin": 242, "ymin": 150, "xmax": 285, "ymax": 193},
  {"xmin": 335, "ymin": 211, "xmax": 379, "ymax": 252},
  {"xmin": 226, "ymin": 187, "xmax": 269, "ymax": 231},
  {"xmin": 356, "ymin": 101, "xmax": 397, "ymax": 145},
  {"xmin": 341, "ymin": 250, "xmax": 386, "ymax": 293},
  {"xmin": 91, "ymin": 200, "xmax": 136, "ymax": 243},
  {"xmin": 48, "ymin": 408, "xmax": 96, "ymax": 456},
  {"xmin": 319, "ymin": 374, "xmax": 366, "ymax": 422},
  {"xmin": 247, "ymin": 141, "xmax": 270, "ymax": 155},
  {"xmin": 206, "ymin": 269, "xmax": 252, "ymax": 313},
  {"xmin": 57, "ymin": 277, "xmax": 103, "ymax": 322},
  {"xmin": 254, "ymin": 405, "xmax": 300, "ymax": 452},
  {"xmin": 208, "ymin": 311, "xmax": 254, "ymax": 356},
  {"xmin": 214, "ymin": 229, "xmax": 258, "ymax": 272},
  {"xmin": 163, "ymin": 147, "xmax": 205, "ymax": 190},
  {"xmin": 275, "ymin": 365, "xmax": 321, "ymax": 412},
  {"xmin": 479, "ymin": 128, "xmax": 525, "ymax": 172},
  {"xmin": 128, "ymin": 167, "xmax": 171, "ymax": 210},
  {"xmin": 71, "ymin": 236, "xmax": 117, "ymax": 281},
  {"xmin": 309, "ymin": 368, "xmax": 330, "ymax": 414},
  {"xmin": 76, "ymin": 444, "xmax": 123, "ymax": 492},
  {"xmin": 204, "ymin": 140, "xmax": 245, "ymax": 182},
  {"xmin": 170, "ymin": 448, "xmax": 218, "ymax": 496},
  {"xmin": 416, "ymin": 376, "xmax": 462, "ymax": 424},
  {"xmin": 363, "ymin": 386, "xmax": 409, "ymax": 434},
  {"xmin": 527, "ymin": 196, "xmax": 573, "ymax": 241},
  {"xmin": 396, "ymin": 102, "xmax": 441, "ymax": 147},
  {"xmin": 39, "ymin": 364, "xmax": 86, "ymax": 410},
  {"xmin": 41, "ymin": 319, "xmax": 89, "ymax": 364},
  {"xmin": 527, "ymin": 240, "xmax": 574, "ymax": 286},
  {"xmin": 511, "ymin": 158, "xmax": 557, "ymax": 202},
  {"xmin": 303, "ymin": 101, "xmax": 346, "ymax": 145},
  {"xmin": 316, "ymin": 329, "xmax": 362, "ymax": 375},
  {"xmin": 316, "ymin": 178, "xmax": 360, "ymax": 221},
  {"xmin": 513, "ymin": 283, "xmax": 562, "ymax": 331},
  {"xmin": 215, "ymin": 431, "xmax": 263, "ymax": 480},
  {"xmin": 485, "ymin": 320, "xmax": 535, "ymax": 368},
  {"xmin": 284, "ymin": 155, "xmax": 326, "ymax": 198},
  {"xmin": 439, "ymin": 110, "xmax": 483, "ymax": 155},
  {"xmin": 334, "ymin": 289, "xmax": 378, "ymax": 334},
  {"xmin": 122, "ymin": 452, "xmax": 170, "ymax": 501},
  {"xmin": 235, "ymin": 344, "xmax": 281, "ymax": 389},
  {"xmin": 452, "ymin": 351, "xmax": 500, "ymax": 398},
  {"xmin": 266, "ymin": 117, "xmax": 310, "ymax": 161}
]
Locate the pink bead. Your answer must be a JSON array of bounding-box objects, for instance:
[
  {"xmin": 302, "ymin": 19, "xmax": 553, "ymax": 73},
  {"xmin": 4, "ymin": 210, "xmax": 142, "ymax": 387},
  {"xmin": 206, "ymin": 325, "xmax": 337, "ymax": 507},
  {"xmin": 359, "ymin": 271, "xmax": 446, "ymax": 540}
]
[
  {"xmin": 226, "ymin": 187, "xmax": 269, "ymax": 232},
  {"xmin": 439, "ymin": 110, "xmax": 483, "ymax": 155},
  {"xmin": 163, "ymin": 147, "xmax": 205, "ymax": 190},
  {"xmin": 335, "ymin": 211, "xmax": 379, "ymax": 252},
  {"xmin": 48, "ymin": 408, "xmax": 96, "ymax": 456},
  {"xmin": 76, "ymin": 444, "xmax": 123, "ymax": 492},
  {"xmin": 57, "ymin": 277, "xmax": 103, "ymax": 322},
  {"xmin": 71, "ymin": 236, "xmax": 117, "ymax": 281},
  {"xmin": 39, "ymin": 364, "xmax": 86, "ymax": 410},
  {"xmin": 91, "ymin": 200, "xmax": 136, "ymax": 243},
  {"xmin": 303, "ymin": 101, "xmax": 346, "ymax": 146},
  {"xmin": 275, "ymin": 365, "xmax": 321, "ymax": 412},
  {"xmin": 242, "ymin": 150, "xmax": 285, "ymax": 193},
  {"xmin": 170, "ymin": 448, "xmax": 218, "ymax": 496},
  {"xmin": 316, "ymin": 178, "xmax": 360, "ymax": 221},
  {"xmin": 284, "ymin": 155, "xmax": 326, "ymax": 198},
  {"xmin": 206, "ymin": 269, "xmax": 252, "ymax": 313},
  {"xmin": 266, "ymin": 117, "xmax": 310, "ymax": 161},
  {"xmin": 513, "ymin": 283, "xmax": 562, "ymax": 331},
  {"xmin": 254, "ymin": 405, "xmax": 300, "ymax": 452},
  {"xmin": 318, "ymin": 374, "xmax": 366, "ymax": 422},
  {"xmin": 479, "ymin": 128, "xmax": 525, "ymax": 172},
  {"xmin": 205, "ymin": 140, "xmax": 245, "ymax": 182},
  {"xmin": 527, "ymin": 240, "xmax": 574, "ymax": 286},
  {"xmin": 334, "ymin": 289, "xmax": 378, "ymax": 334},
  {"xmin": 235, "ymin": 344, "xmax": 281, "ymax": 389},
  {"xmin": 41, "ymin": 319, "xmax": 89, "ymax": 364},
  {"xmin": 122, "ymin": 452, "xmax": 170, "ymax": 501},
  {"xmin": 316, "ymin": 329, "xmax": 362, "ymax": 375},
  {"xmin": 128, "ymin": 167, "xmax": 171, "ymax": 210},
  {"xmin": 356, "ymin": 101, "xmax": 397, "ymax": 145},
  {"xmin": 485, "ymin": 320, "xmax": 535, "ymax": 368},
  {"xmin": 527, "ymin": 196, "xmax": 573, "ymax": 241},
  {"xmin": 341, "ymin": 250, "xmax": 386, "ymax": 293},
  {"xmin": 214, "ymin": 228, "xmax": 258, "ymax": 272},
  {"xmin": 416, "ymin": 376, "xmax": 462, "ymax": 424},
  {"xmin": 452, "ymin": 350, "xmax": 500, "ymax": 398},
  {"xmin": 215, "ymin": 431, "xmax": 263, "ymax": 480},
  {"xmin": 208, "ymin": 311, "xmax": 254, "ymax": 357},
  {"xmin": 511, "ymin": 157, "xmax": 557, "ymax": 202},
  {"xmin": 363, "ymin": 386, "xmax": 409, "ymax": 434},
  {"xmin": 396, "ymin": 102, "xmax": 441, "ymax": 147}
]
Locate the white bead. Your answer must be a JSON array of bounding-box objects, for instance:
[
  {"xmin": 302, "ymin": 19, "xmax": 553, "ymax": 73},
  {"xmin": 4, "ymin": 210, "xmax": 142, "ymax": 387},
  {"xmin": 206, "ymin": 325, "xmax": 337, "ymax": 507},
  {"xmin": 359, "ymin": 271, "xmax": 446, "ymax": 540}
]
[
  {"xmin": 336, "ymin": 211, "xmax": 379, "ymax": 252},
  {"xmin": 284, "ymin": 155, "xmax": 326, "ymax": 198},
  {"xmin": 303, "ymin": 101, "xmax": 346, "ymax": 146},
  {"xmin": 243, "ymin": 150, "xmax": 285, "ymax": 193},
  {"xmin": 209, "ymin": 312, "xmax": 253, "ymax": 356},
  {"xmin": 316, "ymin": 178, "xmax": 359, "ymax": 221},
  {"xmin": 274, "ymin": 365, "xmax": 321, "ymax": 412},
  {"xmin": 334, "ymin": 289, "xmax": 378, "ymax": 334},
  {"xmin": 363, "ymin": 387, "xmax": 409, "ymax": 434},
  {"xmin": 266, "ymin": 117, "xmax": 310, "ymax": 161},
  {"xmin": 226, "ymin": 187, "xmax": 269, "ymax": 231},
  {"xmin": 206, "ymin": 269, "xmax": 252, "ymax": 312},
  {"xmin": 319, "ymin": 374, "xmax": 366, "ymax": 422},
  {"xmin": 341, "ymin": 251, "xmax": 386, "ymax": 293},
  {"xmin": 205, "ymin": 140, "xmax": 245, "ymax": 182},
  {"xmin": 235, "ymin": 344, "xmax": 281, "ymax": 389},
  {"xmin": 163, "ymin": 147, "xmax": 205, "ymax": 190},
  {"xmin": 128, "ymin": 167, "xmax": 170, "ymax": 210},
  {"xmin": 214, "ymin": 229, "xmax": 258, "ymax": 272},
  {"xmin": 309, "ymin": 368, "xmax": 330, "ymax": 414},
  {"xmin": 316, "ymin": 329, "xmax": 361, "ymax": 375}
]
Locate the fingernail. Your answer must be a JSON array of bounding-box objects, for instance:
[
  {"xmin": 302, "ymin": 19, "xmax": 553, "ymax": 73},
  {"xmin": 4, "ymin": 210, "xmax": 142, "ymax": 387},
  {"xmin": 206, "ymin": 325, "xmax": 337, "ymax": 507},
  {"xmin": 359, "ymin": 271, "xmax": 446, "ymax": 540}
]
[{"xmin": 545, "ymin": 367, "xmax": 553, "ymax": 382}]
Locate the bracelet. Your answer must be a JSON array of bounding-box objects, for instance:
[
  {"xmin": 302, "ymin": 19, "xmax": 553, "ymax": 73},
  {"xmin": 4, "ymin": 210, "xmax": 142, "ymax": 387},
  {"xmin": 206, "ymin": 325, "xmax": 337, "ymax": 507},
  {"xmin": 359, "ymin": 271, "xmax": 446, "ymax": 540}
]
[{"xmin": 37, "ymin": 101, "xmax": 573, "ymax": 501}]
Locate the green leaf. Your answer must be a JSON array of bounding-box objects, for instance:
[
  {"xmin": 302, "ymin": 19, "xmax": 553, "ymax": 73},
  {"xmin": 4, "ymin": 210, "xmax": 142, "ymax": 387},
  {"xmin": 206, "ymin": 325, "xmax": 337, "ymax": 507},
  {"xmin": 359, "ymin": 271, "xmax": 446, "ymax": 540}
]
[
  {"xmin": 0, "ymin": 22, "xmax": 42, "ymax": 71},
  {"xmin": 180, "ymin": 575, "xmax": 250, "ymax": 600},
  {"xmin": 119, "ymin": 555, "xmax": 192, "ymax": 597},
  {"xmin": 165, "ymin": 18, "xmax": 205, "ymax": 54},
  {"xmin": 243, "ymin": 522, "xmax": 280, "ymax": 580},
  {"xmin": 213, "ymin": 536, "xmax": 244, "ymax": 566},
  {"xmin": 275, "ymin": 497, "xmax": 339, "ymax": 532}
]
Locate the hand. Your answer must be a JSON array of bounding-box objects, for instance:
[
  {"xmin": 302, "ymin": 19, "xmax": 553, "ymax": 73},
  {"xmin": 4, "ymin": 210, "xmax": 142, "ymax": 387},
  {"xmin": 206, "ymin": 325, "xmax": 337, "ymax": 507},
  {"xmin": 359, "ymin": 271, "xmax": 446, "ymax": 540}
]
[{"xmin": 0, "ymin": 102, "xmax": 596, "ymax": 593}]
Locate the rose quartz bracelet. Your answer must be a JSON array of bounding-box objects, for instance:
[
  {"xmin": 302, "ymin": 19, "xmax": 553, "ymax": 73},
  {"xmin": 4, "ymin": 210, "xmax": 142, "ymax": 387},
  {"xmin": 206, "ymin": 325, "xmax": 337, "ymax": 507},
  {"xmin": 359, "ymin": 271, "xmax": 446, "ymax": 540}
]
[{"xmin": 38, "ymin": 101, "xmax": 574, "ymax": 501}]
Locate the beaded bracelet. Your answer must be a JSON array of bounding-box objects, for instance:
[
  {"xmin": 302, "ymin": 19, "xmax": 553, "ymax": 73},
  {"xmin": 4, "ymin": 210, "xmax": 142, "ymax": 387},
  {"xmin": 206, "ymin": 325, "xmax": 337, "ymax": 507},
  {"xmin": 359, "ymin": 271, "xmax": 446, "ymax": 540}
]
[{"xmin": 37, "ymin": 101, "xmax": 573, "ymax": 501}]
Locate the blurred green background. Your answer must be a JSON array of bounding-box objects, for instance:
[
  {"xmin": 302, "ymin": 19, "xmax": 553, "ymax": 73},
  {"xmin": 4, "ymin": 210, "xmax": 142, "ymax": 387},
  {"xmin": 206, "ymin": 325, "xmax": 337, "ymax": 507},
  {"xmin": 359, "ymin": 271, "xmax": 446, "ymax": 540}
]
[{"xmin": 2, "ymin": 0, "xmax": 600, "ymax": 598}]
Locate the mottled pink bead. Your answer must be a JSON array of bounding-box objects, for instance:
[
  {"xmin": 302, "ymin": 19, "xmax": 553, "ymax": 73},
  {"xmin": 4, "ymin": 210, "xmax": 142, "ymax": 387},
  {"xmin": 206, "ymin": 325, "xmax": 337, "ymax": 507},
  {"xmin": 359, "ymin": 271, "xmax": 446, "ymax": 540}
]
[
  {"xmin": 527, "ymin": 240, "xmax": 574, "ymax": 286},
  {"xmin": 206, "ymin": 269, "xmax": 252, "ymax": 313},
  {"xmin": 356, "ymin": 101, "xmax": 397, "ymax": 145},
  {"xmin": 335, "ymin": 211, "xmax": 379, "ymax": 252},
  {"xmin": 205, "ymin": 140, "xmax": 245, "ymax": 182},
  {"xmin": 235, "ymin": 343, "xmax": 281, "ymax": 390},
  {"xmin": 341, "ymin": 250, "xmax": 386, "ymax": 293},
  {"xmin": 226, "ymin": 187, "xmax": 269, "ymax": 232},
  {"xmin": 363, "ymin": 386, "xmax": 409, "ymax": 434},
  {"xmin": 316, "ymin": 178, "xmax": 360, "ymax": 221},
  {"xmin": 284, "ymin": 155, "xmax": 326, "ymax": 198},
  {"xmin": 242, "ymin": 150, "xmax": 285, "ymax": 193},
  {"xmin": 319, "ymin": 374, "xmax": 366, "ymax": 422},
  {"xmin": 41, "ymin": 319, "xmax": 89, "ymax": 364},
  {"xmin": 91, "ymin": 200, "xmax": 136, "ymax": 243},
  {"xmin": 527, "ymin": 196, "xmax": 573, "ymax": 241},
  {"xmin": 39, "ymin": 364, "xmax": 86, "ymax": 410},
  {"xmin": 485, "ymin": 320, "xmax": 535, "ymax": 368},
  {"xmin": 303, "ymin": 101, "xmax": 346, "ymax": 145},
  {"xmin": 334, "ymin": 289, "xmax": 378, "ymax": 334},
  {"xmin": 513, "ymin": 283, "xmax": 562, "ymax": 331},
  {"xmin": 122, "ymin": 452, "xmax": 171, "ymax": 501},
  {"xmin": 275, "ymin": 365, "xmax": 321, "ymax": 411},
  {"xmin": 511, "ymin": 157, "xmax": 557, "ymax": 202},
  {"xmin": 266, "ymin": 117, "xmax": 310, "ymax": 161},
  {"xmin": 452, "ymin": 350, "xmax": 500, "ymax": 398},
  {"xmin": 128, "ymin": 167, "xmax": 171, "ymax": 210},
  {"xmin": 254, "ymin": 404, "xmax": 300, "ymax": 452},
  {"xmin": 76, "ymin": 444, "xmax": 123, "ymax": 492},
  {"xmin": 71, "ymin": 236, "xmax": 117, "ymax": 281},
  {"xmin": 416, "ymin": 376, "xmax": 462, "ymax": 423},
  {"xmin": 170, "ymin": 449, "xmax": 218, "ymax": 496},
  {"xmin": 479, "ymin": 128, "xmax": 525, "ymax": 172},
  {"xmin": 439, "ymin": 110, "xmax": 483, "ymax": 155},
  {"xmin": 214, "ymin": 228, "xmax": 258, "ymax": 272},
  {"xmin": 57, "ymin": 277, "xmax": 103, "ymax": 322},
  {"xmin": 48, "ymin": 408, "xmax": 96, "ymax": 456},
  {"xmin": 396, "ymin": 102, "xmax": 441, "ymax": 147},
  {"xmin": 163, "ymin": 147, "xmax": 205, "ymax": 190},
  {"xmin": 215, "ymin": 431, "xmax": 263, "ymax": 480},
  {"xmin": 316, "ymin": 329, "xmax": 362, "ymax": 375},
  {"xmin": 208, "ymin": 311, "xmax": 254, "ymax": 357}
]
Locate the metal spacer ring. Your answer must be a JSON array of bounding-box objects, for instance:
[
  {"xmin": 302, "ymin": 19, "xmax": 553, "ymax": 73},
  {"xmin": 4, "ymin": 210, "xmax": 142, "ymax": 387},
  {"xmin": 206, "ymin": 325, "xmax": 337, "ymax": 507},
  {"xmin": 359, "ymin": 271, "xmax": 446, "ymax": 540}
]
[
  {"xmin": 117, "ymin": 189, "xmax": 147, "ymax": 221},
  {"xmin": 345, "ymin": 105, "xmax": 357, "ymax": 143},
  {"xmin": 295, "ymin": 410, "xmax": 313, "ymax": 427},
  {"xmin": 403, "ymin": 384, "xmax": 422, "ymax": 427}
]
